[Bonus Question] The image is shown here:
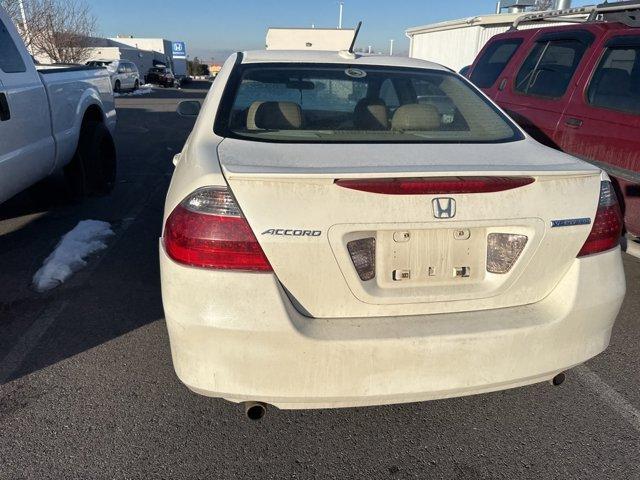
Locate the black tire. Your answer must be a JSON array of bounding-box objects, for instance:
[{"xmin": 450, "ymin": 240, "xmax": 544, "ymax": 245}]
[
  {"xmin": 65, "ymin": 121, "xmax": 117, "ymax": 198},
  {"xmin": 114, "ymin": 80, "xmax": 121, "ymax": 93},
  {"xmin": 133, "ymin": 80, "xmax": 139, "ymax": 91}
]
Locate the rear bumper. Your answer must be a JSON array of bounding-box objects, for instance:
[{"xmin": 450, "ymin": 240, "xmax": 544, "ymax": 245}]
[{"xmin": 160, "ymin": 245, "xmax": 625, "ymax": 410}]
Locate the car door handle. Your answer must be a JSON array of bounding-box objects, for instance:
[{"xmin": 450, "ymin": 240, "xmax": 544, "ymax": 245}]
[
  {"xmin": 498, "ymin": 78, "xmax": 507, "ymax": 91},
  {"xmin": 564, "ymin": 117, "xmax": 583, "ymax": 128},
  {"xmin": 0, "ymin": 92, "xmax": 10, "ymax": 121}
]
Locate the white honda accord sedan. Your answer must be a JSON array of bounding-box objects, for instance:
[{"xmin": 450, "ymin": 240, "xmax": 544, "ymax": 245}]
[{"xmin": 161, "ymin": 50, "xmax": 625, "ymax": 416}]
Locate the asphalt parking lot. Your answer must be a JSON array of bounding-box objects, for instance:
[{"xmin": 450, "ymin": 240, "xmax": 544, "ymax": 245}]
[{"xmin": 0, "ymin": 81, "xmax": 639, "ymax": 480}]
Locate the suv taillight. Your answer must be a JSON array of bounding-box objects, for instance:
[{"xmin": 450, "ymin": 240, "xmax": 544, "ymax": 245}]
[
  {"xmin": 164, "ymin": 187, "xmax": 272, "ymax": 271},
  {"xmin": 578, "ymin": 181, "xmax": 622, "ymax": 257}
]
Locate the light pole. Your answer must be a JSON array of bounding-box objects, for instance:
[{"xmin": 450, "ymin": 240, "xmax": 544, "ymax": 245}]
[
  {"xmin": 389, "ymin": 39, "xmax": 394, "ymax": 56},
  {"xmin": 338, "ymin": 2, "xmax": 344, "ymax": 29}
]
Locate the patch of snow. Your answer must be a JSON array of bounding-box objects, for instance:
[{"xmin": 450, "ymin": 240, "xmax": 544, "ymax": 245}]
[
  {"xmin": 114, "ymin": 84, "xmax": 154, "ymax": 97},
  {"xmin": 33, "ymin": 220, "xmax": 115, "ymax": 292}
]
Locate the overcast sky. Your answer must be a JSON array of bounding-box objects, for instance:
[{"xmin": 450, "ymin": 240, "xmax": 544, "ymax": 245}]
[{"xmin": 87, "ymin": 0, "xmax": 593, "ymax": 62}]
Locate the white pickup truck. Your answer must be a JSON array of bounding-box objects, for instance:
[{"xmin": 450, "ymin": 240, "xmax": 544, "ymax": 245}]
[{"xmin": 0, "ymin": 6, "xmax": 117, "ymax": 205}]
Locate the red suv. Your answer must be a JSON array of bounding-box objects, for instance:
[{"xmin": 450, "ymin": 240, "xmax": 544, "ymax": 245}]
[{"xmin": 466, "ymin": 3, "xmax": 640, "ymax": 237}]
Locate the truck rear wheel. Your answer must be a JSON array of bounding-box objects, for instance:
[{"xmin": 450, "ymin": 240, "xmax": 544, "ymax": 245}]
[{"xmin": 65, "ymin": 121, "xmax": 117, "ymax": 197}]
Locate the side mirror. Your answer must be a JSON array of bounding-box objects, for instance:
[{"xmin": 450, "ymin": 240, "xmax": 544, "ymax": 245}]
[{"xmin": 177, "ymin": 100, "xmax": 201, "ymax": 117}]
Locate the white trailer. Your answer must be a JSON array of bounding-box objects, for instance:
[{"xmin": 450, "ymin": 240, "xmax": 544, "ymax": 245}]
[
  {"xmin": 266, "ymin": 28, "xmax": 355, "ymax": 51},
  {"xmin": 406, "ymin": 13, "xmax": 572, "ymax": 72}
]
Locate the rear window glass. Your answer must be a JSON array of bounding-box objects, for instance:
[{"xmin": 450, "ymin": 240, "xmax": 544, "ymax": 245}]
[
  {"xmin": 515, "ymin": 39, "xmax": 588, "ymax": 98},
  {"xmin": 471, "ymin": 39, "xmax": 523, "ymax": 88},
  {"xmin": 216, "ymin": 64, "xmax": 522, "ymax": 144},
  {"xmin": 588, "ymin": 46, "xmax": 640, "ymax": 115},
  {"xmin": 0, "ymin": 19, "xmax": 26, "ymax": 73}
]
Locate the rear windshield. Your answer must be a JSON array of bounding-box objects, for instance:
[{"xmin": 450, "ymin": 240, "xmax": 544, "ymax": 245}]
[{"xmin": 215, "ymin": 63, "xmax": 523, "ymax": 143}]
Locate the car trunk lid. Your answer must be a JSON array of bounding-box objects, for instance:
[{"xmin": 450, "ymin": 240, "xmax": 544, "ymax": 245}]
[{"xmin": 218, "ymin": 138, "xmax": 601, "ymax": 319}]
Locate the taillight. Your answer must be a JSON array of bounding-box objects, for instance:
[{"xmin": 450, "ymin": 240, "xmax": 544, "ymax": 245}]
[
  {"xmin": 578, "ymin": 181, "xmax": 622, "ymax": 257},
  {"xmin": 335, "ymin": 177, "xmax": 534, "ymax": 195},
  {"xmin": 164, "ymin": 187, "xmax": 272, "ymax": 271}
]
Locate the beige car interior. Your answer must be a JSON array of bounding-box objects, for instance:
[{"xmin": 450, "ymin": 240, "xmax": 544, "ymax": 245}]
[{"xmin": 247, "ymin": 99, "xmax": 443, "ymax": 132}]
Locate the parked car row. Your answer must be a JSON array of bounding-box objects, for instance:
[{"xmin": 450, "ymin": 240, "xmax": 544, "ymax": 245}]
[
  {"xmin": 85, "ymin": 60, "xmax": 179, "ymax": 91},
  {"xmin": 464, "ymin": 3, "xmax": 640, "ymax": 237}
]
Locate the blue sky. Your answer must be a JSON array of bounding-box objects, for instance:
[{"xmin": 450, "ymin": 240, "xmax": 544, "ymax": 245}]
[{"xmin": 87, "ymin": 0, "xmax": 591, "ymax": 61}]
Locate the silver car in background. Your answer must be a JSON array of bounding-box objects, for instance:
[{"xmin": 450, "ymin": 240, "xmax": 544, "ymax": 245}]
[{"xmin": 86, "ymin": 59, "xmax": 140, "ymax": 92}]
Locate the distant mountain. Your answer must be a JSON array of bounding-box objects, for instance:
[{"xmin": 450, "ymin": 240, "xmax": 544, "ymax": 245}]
[{"xmin": 187, "ymin": 48, "xmax": 246, "ymax": 64}]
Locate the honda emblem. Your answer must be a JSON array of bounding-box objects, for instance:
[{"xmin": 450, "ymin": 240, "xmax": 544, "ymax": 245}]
[{"xmin": 432, "ymin": 198, "xmax": 456, "ymax": 219}]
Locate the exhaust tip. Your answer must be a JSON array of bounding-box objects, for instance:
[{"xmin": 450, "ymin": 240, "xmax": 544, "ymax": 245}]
[
  {"xmin": 552, "ymin": 372, "xmax": 566, "ymax": 386},
  {"xmin": 244, "ymin": 402, "xmax": 267, "ymax": 421}
]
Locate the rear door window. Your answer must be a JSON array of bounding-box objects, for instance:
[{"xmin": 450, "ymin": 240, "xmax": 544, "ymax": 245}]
[
  {"xmin": 587, "ymin": 43, "xmax": 640, "ymax": 115},
  {"xmin": 0, "ymin": 18, "xmax": 26, "ymax": 73},
  {"xmin": 471, "ymin": 39, "xmax": 523, "ymax": 88},
  {"xmin": 515, "ymin": 37, "xmax": 590, "ymax": 98}
]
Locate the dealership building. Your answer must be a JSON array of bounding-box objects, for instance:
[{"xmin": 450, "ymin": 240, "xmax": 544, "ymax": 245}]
[{"xmin": 84, "ymin": 36, "xmax": 187, "ymax": 77}]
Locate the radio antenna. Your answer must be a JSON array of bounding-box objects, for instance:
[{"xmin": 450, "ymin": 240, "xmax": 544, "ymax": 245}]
[{"xmin": 348, "ymin": 21, "xmax": 363, "ymax": 54}]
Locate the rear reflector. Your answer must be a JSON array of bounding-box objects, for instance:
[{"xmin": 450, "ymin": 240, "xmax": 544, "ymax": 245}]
[
  {"xmin": 347, "ymin": 237, "xmax": 376, "ymax": 281},
  {"xmin": 578, "ymin": 181, "xmax": 622, "ymax": 257},
  {"xmin": 335, "ymin": 177, "xmax": 535, "ymax": 195},
  {"xmin": 487, "ymin": 233, "xmax": 528, "ymax": 274},
  {"xmin": 164, "ymin": 187, "xmax": 272, "ymax": 271}
]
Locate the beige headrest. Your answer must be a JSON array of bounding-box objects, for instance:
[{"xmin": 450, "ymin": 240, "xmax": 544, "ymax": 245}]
[
  {"xmin": 354, "ymin": 98, "xmax": 389, "ymax": 130},
  {"xmin": 391, "ymin": 104, "xmax": 440, "ymax": 131},
  {"xmin": 247, "ymin": 101, "xmax": 303, "ymax": 130}
]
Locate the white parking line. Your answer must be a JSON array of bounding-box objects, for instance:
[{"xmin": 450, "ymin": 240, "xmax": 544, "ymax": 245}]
[
  {"xmin": 0, "ymin": 300, "xmax": 68, "ymax": 384},
  {"xmin": 574, "ymin": 365, "xmax": 640, "ymax": 432}
]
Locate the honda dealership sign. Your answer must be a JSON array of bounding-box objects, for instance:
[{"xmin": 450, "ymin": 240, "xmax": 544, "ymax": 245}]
[{"xmin": 172, "ymin": 41, "xmax": 186, "ymax": 59}]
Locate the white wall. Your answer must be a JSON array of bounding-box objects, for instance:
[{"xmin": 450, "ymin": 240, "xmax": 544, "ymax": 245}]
[
  {"xmin": 409, "ymin": 22, "xmax": 569, "ymax": 72},
  {"xmin": 110, "ymin": 37, "xmax": 166, "ymax": 54},
  {"xmin": 410, "ymin": 26, "xmax": 485, "ymax": 71},
  {"xmin": 109, "ymin": 38, "xmax": 175, "ymax": 72}
]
